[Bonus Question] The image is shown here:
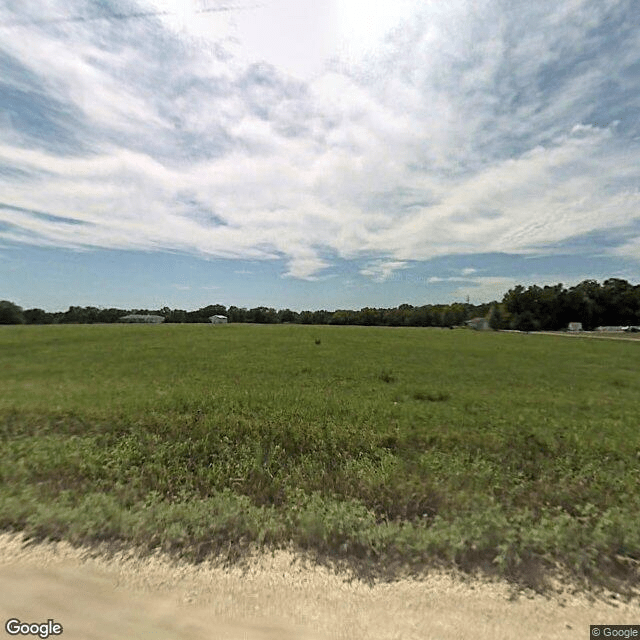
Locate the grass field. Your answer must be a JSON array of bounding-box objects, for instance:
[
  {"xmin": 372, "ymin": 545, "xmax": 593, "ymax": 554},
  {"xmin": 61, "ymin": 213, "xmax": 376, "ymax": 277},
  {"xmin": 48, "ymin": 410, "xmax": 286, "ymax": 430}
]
[{"xmin": 1, "ymin": 324, "xmax": 639, "ymax": 590}]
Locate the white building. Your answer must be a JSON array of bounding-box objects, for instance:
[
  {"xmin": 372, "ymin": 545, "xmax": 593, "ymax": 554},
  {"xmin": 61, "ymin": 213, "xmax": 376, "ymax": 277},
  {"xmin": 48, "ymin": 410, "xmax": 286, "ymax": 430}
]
[
  {"xmin": 209, "ymin": 315, "xmax": 228, "ymax": 324},
  {"xmin": 465, "ymin": 317, "xmax": 490, "ymax": 331},
  {"xmin": 568, "ymin": 322, "xmax": 583, "ymax": 332}
]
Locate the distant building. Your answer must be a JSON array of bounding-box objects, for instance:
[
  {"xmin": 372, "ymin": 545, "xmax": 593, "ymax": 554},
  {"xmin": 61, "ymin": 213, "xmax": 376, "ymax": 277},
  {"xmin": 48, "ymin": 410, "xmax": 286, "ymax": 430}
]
[
  {"xmin": 568, "ymin": 322, "xmax": 583, "ymax": 332},
  {"xmin": 465, "ymin": 317, "xmax": 490, "ymax": 331},
  {"xmin": 119, "ymin": 314, "xmax": 164, "ymax": 324},
  {"xmin": 209, "ymin": 315, "xmax": 228, "ymax": 324}
]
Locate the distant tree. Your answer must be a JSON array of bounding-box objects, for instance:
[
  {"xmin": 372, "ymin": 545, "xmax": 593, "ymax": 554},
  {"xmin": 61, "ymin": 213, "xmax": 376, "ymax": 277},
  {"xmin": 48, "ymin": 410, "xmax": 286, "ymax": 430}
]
[
  {"xmin": 96, "ymin": 308, "xmax": 125, "ymax": 323},
  {"xmin": 487, "ymin": 304, "xmax": 504, "ymax": 330},
  {"xmin": 227, "ymin": 306, "xmax": 246, "ymax": 323},
  {"xmin": 245, "ymin": 306, "xmax": 277, "ymax": 323},
  {"xmin": 328, "ymin": 310, "xmax": 353, "ymax": 325},
  {"xmin": 537, "ymin": 284, "xmax": 565, "ymax": 330},
  {"xmin": 165, "ymin": 309, "xmax": 187, "ymax": 323},
  {"xmin": 83, "ymin": 306, "xmax": 100, "ymax": 323},
  {"xmin": 440, "ymin": 303, "xmax": 469, "ymax": 327},
  {"xmin": 311, "ymin": 310, "xmax": 331, "ymax": 324},
  {"xmin": 410, "ymin": 306, "xmax": 433, "ymax": 326},
  {"xmin": 567, "ymin": 280, "xmax": 603, "ymax": 330},
  {"xmin": 382, "ymin": 307, "xmax": 404, "ymax": 326},
  {"xmin": 448, "ymin": 302, "xmax": 469, "ymax": 325},
  {"xmin": 61, "ymin": 306, "xmax": 100, "ymax": 323},
  {"xmin": 0, "ymin": 300, "xmax": 25, "ymax": 324},
  {"xmin": 601, "ymin": 278, "xmax": 636, "ymax": 325},
  {"xmin": 357, "ymin": 307, "xmax": 382, "ymax": 325},
  {"xmin": 277, "ymin": 308, "xmax": 297, "ymax": 323},
  {"xmin": 503, "ymin": 285, "xmax": 527, "ymax": 317},
  {"xmin": 513, "ymin": 309, "xmax": 540, "ymax": 332},
  {"xmin": 23, "ymin": 308, "xmax": 53, "ymax": 324},
  {"xmin": 188, "ymin": 304, "xmax": 227, "ymax": 323}
]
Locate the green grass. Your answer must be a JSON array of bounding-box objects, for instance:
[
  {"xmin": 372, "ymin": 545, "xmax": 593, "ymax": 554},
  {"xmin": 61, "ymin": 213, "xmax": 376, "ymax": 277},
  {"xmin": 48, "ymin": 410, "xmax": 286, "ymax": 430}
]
[{"xmin": 1, "ymin": 324, "xmax": 639, "ymax": 590}]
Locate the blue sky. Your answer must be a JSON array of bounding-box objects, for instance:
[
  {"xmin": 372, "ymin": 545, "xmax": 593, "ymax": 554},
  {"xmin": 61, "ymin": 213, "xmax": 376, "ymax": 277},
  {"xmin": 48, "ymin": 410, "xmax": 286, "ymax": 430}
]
[{"xmin": 1, "ymin": 0, "xmax": 639, "ymax": 312}]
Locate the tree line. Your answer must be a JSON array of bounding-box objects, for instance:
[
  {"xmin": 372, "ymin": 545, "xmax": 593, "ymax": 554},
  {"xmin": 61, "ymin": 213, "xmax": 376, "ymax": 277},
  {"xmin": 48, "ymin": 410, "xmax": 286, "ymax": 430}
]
[
  {"xmin": 493, "ymin": 278, "xmax": 640, "ymax": 331},
  {"xmin": 0, "ymin": 300, "xmax": 490, "ymax": 327},
  {"xmin": 1, "ymin": 278, "xmax": 639, "ymax": 330}
]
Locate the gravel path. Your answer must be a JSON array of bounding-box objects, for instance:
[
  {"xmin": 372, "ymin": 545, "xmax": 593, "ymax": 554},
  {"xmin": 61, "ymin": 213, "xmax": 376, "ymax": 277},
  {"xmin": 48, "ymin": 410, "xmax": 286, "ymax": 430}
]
[{"xmin": 1, "ymin": 533, "xmax": 638, "ymax": 639}]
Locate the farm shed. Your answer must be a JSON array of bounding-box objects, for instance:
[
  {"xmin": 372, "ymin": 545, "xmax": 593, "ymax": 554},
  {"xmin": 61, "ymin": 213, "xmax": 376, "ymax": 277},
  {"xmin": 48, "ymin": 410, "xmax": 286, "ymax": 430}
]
[
  {"xmin": 465, "ymin": 317, "xmax": 490, "ymax": 331},
  {"xmin": 119, "ymin": 314, "xmax": 164, "ymax": 324},
  {"xmin": 209, "ymin": 315, "xmax": 228, "ymax": 324},
  {"xmin": 568, "ymin": 322, "xmax": 583, "ymax": 332}
]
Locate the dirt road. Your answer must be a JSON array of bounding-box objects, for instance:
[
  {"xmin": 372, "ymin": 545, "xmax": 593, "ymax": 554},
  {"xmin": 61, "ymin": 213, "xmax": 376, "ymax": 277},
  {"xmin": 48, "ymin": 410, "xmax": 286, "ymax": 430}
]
[
  {"xmin": 523, "ymin": 331, "xmax": 640, "ymax": 342},
  {"xmin": 1, "ymin": 533, "xmax": 638, "ymax": 640}
]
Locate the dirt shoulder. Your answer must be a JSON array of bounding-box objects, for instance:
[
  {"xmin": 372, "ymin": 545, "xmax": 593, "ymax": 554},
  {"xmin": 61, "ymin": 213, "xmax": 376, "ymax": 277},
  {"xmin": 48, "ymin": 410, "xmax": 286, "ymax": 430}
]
[{"xmin": 1, "ymin": 532, "xmax": 638, "ymax": 640}]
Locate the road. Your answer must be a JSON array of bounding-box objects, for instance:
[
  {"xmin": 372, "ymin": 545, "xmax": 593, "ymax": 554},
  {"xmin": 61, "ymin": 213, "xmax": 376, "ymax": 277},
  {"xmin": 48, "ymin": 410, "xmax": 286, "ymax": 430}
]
[{"xmin": 1, "ymin": 533, "xmax": 638, "ymax": 639}]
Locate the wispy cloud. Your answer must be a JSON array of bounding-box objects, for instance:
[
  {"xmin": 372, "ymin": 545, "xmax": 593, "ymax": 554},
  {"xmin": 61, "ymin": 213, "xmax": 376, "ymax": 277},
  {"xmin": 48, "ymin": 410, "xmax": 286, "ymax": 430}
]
[
  {"xmin": 360, "ymin": 260, "xmax": 409, "ymax": 283},
  {"xmin": 0, "ymin": 0, "xmax": 638, "ymax": 286}
]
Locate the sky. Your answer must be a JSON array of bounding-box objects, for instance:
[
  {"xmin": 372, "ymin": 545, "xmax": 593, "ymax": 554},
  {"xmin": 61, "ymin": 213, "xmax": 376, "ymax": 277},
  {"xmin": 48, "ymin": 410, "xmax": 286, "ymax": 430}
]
[{"xmin": 1, "ymin": 0, "xmax": 639, "ymax": 312}]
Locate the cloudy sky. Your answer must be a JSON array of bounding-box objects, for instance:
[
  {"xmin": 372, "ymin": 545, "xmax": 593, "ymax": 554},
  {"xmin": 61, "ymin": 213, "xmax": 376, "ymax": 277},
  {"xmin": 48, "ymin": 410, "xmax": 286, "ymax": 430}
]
[{"xmin": 1, "ymin": 0, "xmax": 639, "ymax": 312}]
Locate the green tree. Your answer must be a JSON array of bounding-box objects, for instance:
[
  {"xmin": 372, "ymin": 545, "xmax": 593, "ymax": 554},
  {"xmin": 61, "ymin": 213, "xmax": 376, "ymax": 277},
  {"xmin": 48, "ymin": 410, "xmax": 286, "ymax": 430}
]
[
  {"xmin": 277, "ymin": 308, "xmax": 297, "ymax": 323},
  {"xmin": 329, "ymin": 310, "xmax": 354, "ymax": 325},
  {"xmin": 0, "ymin": 300, "xmax": 25, "ymax": 324},
  {"xmin": 165, "ymin": 309, "xmax": 187, "ymax": 323},
  {"xmin": 189, "ymin": 304, "xmax": 227, "ymax": 323},
  {"xmin": 96, "ymin": 308, "xmax": 125, "ymax": 323},
  {"xmin": 567, "ymin": 280, "xmax": 603, "ymax": 330},
  {"xmin": 601, "ymin": 278, "xmax": 635, "ymax": 325},
  {"xmin": 227, "ymin": 306, "xmax": 246, "ymax": 323},
  {"xmin": 514, "ymin": 310, "xmax": 540, "ymax": 332},
  {"xmin": 488, "ymin": 304, "xmax": 504, "ymax": 330},
  {"xmin": 357, "ymin": 307, "xmax": 382, "ymax": 325},
  {"xmin": 23, "ymin": 308, "xmax": 53, "ymax": 324},
  {"xmin": 311, "ymin": 310, "xmax": 331, "ymax": 324}
]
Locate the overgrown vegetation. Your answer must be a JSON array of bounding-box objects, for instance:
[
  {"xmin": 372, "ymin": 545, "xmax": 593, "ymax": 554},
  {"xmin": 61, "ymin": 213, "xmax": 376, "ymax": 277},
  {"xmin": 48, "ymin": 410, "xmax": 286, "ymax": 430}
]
[{"xmin": 1, "ymin": 324, "xmax": 639, "ymax": 591}]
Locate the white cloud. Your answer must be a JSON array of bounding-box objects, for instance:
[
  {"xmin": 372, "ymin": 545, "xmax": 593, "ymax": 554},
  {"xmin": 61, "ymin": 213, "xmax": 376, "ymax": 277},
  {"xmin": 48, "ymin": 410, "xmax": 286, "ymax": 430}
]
[
  {"xmin": 360, "ymin": 260, "xmax": 409, "ymax": 282},
  {"xmin": 1, "ymin": 0, "xmax": 639, "ymax": 284},
  {"xmin": 1, "ymin": 27, "xmax": 165, "ymax": 133},
  {"xmin": 426, "ymin": 276, "xmax": 468, "ymax": 284},
  {"xmin": 450, "ymin": 277, "xmax": 519, "ymax": 304},
  {"xmin": 612, "ymin": 237, "xmax": 640, "ymax": 261}
]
